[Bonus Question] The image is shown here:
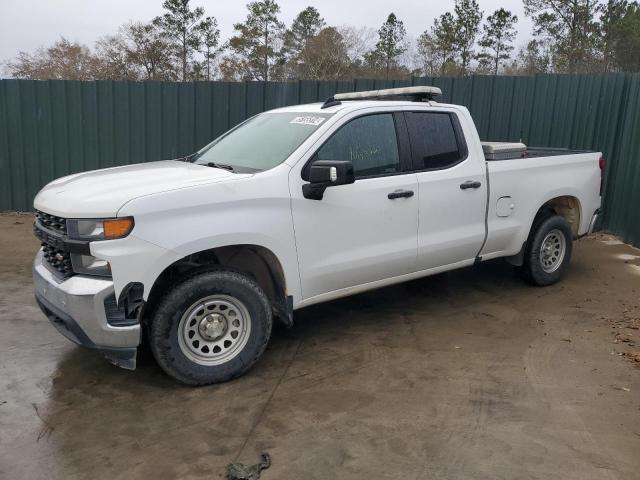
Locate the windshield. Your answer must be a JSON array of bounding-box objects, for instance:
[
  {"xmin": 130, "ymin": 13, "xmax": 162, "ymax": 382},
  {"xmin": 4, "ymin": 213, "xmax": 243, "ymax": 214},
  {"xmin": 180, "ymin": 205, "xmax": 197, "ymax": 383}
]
[{"xmin": 193, "ymin": 112, "xmax": 332, "ymax": 172}]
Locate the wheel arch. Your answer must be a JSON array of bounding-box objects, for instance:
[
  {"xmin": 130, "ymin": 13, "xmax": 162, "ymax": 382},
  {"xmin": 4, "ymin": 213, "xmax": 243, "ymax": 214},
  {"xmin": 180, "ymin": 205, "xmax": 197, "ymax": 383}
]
[
  {"xmin": 507, "ymin": 195, "xmax": 581, "ymax": 266},
  {"xmin": 145, "ymin": 244, "xmax": 292, "ymax": 327}
]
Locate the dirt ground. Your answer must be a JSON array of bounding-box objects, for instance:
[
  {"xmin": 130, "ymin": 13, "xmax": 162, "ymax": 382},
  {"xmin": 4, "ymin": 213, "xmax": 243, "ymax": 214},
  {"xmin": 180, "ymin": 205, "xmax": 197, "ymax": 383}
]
[{"xmin": 1, "ymin": 213, "xmax": 639, "ymax": 480}]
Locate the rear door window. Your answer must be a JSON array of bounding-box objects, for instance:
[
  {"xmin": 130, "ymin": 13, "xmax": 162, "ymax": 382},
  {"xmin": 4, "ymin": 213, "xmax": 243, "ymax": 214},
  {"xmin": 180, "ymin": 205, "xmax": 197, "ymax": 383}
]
[{"xmin": 405, "ymin": 112, "xmax": 465, "ymax": 170}]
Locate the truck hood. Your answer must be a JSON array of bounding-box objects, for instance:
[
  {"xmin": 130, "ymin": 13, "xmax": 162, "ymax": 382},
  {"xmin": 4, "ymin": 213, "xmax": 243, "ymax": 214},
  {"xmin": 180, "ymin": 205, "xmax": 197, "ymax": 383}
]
[{"xmin": 34, "ymin": 160, "xmax": 250, "ymax": 218}]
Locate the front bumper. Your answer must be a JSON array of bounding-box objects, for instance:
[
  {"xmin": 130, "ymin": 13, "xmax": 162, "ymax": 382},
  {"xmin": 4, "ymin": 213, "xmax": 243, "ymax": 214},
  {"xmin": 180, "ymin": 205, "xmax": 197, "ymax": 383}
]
[{"xmin": 33, "ymin": 250, "xmax": 140, "ymax": 369}]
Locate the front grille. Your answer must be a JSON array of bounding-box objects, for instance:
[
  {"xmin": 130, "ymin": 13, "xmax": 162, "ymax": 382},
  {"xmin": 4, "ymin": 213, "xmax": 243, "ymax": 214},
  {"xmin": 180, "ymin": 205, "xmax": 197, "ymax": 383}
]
[
  {"xmin": 35, "ymin": 210, "xmax": 67, "ymax": 235},
  {"xmin": 34, "ymin": 210, "xmax": 74, "ymax": 279},
  {"xmin": 41, "ymin": 243, "xmax": 74, "ymax": 278}
]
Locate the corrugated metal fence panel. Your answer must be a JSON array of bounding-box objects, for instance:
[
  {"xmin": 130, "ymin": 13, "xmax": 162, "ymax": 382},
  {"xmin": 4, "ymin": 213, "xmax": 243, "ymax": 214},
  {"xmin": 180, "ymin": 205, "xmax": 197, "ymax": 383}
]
[
  {"xmin": 605, "ymin": 73, "xmax": 640, "ymax": 246},
  {"xmin": 0, "ymin": 75, "xmax": 639, "ymax": 246}
]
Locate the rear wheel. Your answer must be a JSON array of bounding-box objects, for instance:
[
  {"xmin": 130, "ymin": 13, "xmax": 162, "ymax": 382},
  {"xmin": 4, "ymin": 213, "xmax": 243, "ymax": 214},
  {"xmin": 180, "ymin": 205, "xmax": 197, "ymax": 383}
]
[
  {"xmin": 149, "ymin": 270, "xmax": 272, "ymax": 385},
  {"xmin": 518, "ymin": 214, "xmax": 573, "ymax": 286}
]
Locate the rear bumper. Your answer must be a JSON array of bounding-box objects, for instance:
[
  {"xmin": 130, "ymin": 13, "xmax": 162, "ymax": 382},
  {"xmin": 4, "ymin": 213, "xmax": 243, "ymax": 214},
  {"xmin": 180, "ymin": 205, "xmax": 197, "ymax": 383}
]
[{"xmin": 33, "ymin": 250, "xmax": 140, "ymax": 369}]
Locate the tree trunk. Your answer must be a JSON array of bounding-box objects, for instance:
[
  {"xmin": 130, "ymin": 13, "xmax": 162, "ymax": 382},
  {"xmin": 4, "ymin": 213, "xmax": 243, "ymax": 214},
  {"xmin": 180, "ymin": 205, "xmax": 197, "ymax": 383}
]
[
  {"xmin": 264, "ymin": 25, "xmax": 269, "ymax": 81},
  {"xmin": 206, "ymin": 47, "xmax": 211, "ymax": 81},
  {"xmin": 182, "ymin": 31, "xmax": 187, "ymax": 81}
]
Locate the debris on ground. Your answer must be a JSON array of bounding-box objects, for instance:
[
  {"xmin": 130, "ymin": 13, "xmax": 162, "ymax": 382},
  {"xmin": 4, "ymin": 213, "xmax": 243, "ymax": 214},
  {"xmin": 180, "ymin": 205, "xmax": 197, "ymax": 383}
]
[
  {"xmin": 612, "ymin": 385, "xmax": 631, "ymax": 392},
  {"xmin": 606, "ymin": 309, "xmax": 640, "ymax": 363},
  {"xmin": 227, "ymin": 453, "xmax": 271, "ymax": 480},
  {"xmin": 623, "ymin": 351, "xmax": 640, "ymax": 363}
]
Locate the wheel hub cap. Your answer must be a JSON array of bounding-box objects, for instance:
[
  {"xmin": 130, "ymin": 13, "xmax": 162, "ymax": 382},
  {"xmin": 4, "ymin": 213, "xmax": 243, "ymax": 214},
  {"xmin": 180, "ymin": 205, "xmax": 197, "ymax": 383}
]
[
  {"xmin": 198, "ymin": 314, "xmax": 227, "ymax": 341},
  {"xmin": 539, "ymin": 229, "xmax": 566, "ymax": 273},
  {"xmin": 177, "ymin": 295, "xmax": 251, "ymax": 366}
]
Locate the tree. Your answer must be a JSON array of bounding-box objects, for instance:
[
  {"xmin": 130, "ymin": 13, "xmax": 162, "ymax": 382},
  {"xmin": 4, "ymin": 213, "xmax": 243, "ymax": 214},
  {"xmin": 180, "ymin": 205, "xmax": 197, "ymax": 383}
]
[
  {"xmin": 430, "ymin": 12, "xmax": 459, "ymax": 75},
  {"xmin": 514, "ymin": 39, "xmax": 551, "ymax": 74},
  {"xmin": 196, "ymin": 17, "xmax": 221, "ymax": 80},
  {"xmin": 153, "ymin": 0, "xmax": 206, "ymax": 81},
  {"xmin": 284, "ymin": 7, "xmax": 325, "ymax": 57},
  {"xmin": 94, "ymin": 33, "xmax": 140, "ymax": 80},
  {"xmin": 123, "ymin": 22, "xmax": 178, "ymax": 80},
  {"xmin": 477, "ymin": 9, "xmax": 518, "ymax": 74},
  {"xmin": 366, "ymin": 13, "xmax": 407, "ymax": 79},
  {"xmin": 7, "ymin": 37, "xmax": 100, "ymax": 80},
  {"xmin": 299, "ymin": 27, "xmax": 350, "ymax": 79},
  {"xmin": 225, "ymin": 0, "xmax": 285, "ymax": 80},
  {"xmin": 95, "ymin": 22, "xmax": 177, "ymax": 80},
  {"xmin": 523, "ymin": 0, "xmax": 600, "ymax": 73},
  {"xmin": 453, "ymin": 0, "xmax": 483, "ymax": 75},
  {"xmin": 599, "ymin": 0, "xmax": 640, "ymax": 72},
  {"xmin": 415, "ymin": 32, "xmax": 442, "ymax": 77}
]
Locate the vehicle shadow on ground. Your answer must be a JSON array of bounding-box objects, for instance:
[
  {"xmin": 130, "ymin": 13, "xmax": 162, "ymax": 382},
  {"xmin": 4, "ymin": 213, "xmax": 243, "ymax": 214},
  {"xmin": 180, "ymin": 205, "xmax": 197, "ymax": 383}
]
[{"xmin": 49, "ymin": 258, "xmax": 522, "ymax": 393}]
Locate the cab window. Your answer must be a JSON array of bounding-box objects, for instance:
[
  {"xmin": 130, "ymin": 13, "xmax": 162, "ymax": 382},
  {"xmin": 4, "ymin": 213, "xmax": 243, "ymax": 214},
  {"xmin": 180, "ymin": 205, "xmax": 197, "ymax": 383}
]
[
  {"xmin": 405, "ymin": 112, "xmax": 465, "ymax": 170},
  {"xmin": 316, "ymin": 113, "xmax": 400, "ymax": 178}
]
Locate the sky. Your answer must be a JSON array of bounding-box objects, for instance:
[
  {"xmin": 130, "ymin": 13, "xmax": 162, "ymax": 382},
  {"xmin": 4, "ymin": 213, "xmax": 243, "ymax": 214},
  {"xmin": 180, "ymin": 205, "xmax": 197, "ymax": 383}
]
[{"xmin": 0, "ymin": 0, "xmax": 533, "ymax": 65}]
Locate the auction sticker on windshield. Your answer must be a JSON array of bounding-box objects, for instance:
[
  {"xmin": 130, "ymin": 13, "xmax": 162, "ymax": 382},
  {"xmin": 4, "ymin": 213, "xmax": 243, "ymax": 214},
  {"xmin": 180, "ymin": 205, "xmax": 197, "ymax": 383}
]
[{"xmin": 290, "ymin": 116, "xmax": 326, "ymax": 126}]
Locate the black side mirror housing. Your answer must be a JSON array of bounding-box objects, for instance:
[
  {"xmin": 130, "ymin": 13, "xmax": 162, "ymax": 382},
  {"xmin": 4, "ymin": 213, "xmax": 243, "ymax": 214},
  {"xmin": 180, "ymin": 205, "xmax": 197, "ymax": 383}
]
[{"xmin": 302, "ymin": 160, "xmax": 355, "ymax": 200}]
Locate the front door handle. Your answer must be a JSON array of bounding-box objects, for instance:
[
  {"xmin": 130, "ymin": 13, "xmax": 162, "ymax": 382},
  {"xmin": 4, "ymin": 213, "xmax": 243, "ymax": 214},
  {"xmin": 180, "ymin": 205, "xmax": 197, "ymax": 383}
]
[
  {"xmin": 460, "ymin": 180, "xmax": 482, "ymax": 190},
  {"xmin": 388, "ymin": 190, "xmax": 414, "ymax": 200}
]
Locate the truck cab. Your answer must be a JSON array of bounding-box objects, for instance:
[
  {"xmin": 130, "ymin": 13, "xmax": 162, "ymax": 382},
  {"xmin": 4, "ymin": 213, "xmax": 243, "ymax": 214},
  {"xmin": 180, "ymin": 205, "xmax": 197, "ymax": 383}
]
[{"xmin": 33, "ymin": 86, "xmax": 603, "ymax": 385}]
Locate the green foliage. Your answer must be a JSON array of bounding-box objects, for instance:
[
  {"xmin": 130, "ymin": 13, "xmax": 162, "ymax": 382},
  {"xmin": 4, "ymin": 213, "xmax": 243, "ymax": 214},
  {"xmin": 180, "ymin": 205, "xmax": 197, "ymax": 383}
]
[
  {"xmin": 284, "ymin": 6, "xmax": 325, "ymax": 57},
  {"xmin": 9, "ymin": 0, "xmax": 640, "ymax": 81},
  {"xmin": 514, "ymin": 39, "xmax": 551, "ymax": 74},
  {"xmin": 196, "ymin": 17, "xmax": 221, "ymax": 80},
  {"xmin": 477, "ymin": 9, "xmax": 518, "ymax": 74},
  {"xmin": 282, "ymin": 6, "xmax": 326, "ymax": 78},
  {"xmin": 599, "ymin": 0, "xmax": 640, "ymax": 72},
  {"xmin": 430, "ymin": 12, "xmax": 459, "ymax": 75},
  {"xmin": 153, "ymin": 0, "xmax": 209, "ymax": 80},
  {"xmin": 523, "ymin": 0, "xmax": 600, "ymax": 73},
  {"xmin": 365, "ymin": 13, "xmax": 407, "ymax": 79},
  {"xmin": 224, "ymin": 0, "xmax": 285, "ymax": 80},
  {"xmin": 453, "ymin": 0, "xmax": 483, "ymax": 75}
]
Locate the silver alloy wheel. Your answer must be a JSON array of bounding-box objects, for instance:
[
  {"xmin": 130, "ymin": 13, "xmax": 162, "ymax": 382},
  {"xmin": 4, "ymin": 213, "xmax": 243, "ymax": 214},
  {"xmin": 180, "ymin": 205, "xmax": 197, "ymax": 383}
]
[
  {"xmin": 539, "ymin": 229, "xmax": 566, "ymax": 273},
  {"xmin": 177, "ymin": 294, "xmax": 251, "ymax": 366}
]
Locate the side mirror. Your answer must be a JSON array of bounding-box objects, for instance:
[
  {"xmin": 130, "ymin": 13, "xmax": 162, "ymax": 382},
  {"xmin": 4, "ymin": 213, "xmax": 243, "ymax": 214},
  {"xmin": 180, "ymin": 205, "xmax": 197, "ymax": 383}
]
[{"xmin": 302, "ymin": 160, "xmax": 355, "ymax": 200}]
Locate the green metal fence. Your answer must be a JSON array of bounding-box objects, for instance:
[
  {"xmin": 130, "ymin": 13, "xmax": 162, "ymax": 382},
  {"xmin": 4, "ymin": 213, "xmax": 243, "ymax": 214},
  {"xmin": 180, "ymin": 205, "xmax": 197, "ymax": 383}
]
[{"xmin": 0, "ymin": 75, "xmax": 639, "ymax": 246}]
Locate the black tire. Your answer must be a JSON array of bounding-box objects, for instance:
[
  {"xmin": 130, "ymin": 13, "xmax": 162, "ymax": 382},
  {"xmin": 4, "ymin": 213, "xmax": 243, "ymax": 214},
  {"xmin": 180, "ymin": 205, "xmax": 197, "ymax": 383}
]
[
  {"xmin": 518, "ymin": 214, "xmax": 573, "ymax": 286},
  {"xmin": 149, "ymin": 270, "xmax": 272, "ymax": 385}
]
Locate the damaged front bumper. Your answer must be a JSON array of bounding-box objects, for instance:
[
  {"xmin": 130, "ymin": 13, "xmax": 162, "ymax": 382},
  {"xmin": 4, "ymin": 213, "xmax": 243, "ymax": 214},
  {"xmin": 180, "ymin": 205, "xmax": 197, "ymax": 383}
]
[{"xmin": 33, "ymin": 250, "xmax": 141, "ymax": 369}]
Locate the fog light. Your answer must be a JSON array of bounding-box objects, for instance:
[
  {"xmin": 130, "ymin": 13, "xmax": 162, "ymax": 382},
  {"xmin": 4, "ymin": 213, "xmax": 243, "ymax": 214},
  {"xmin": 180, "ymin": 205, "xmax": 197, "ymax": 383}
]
[{"xmin": 70, "ymin": 253, "xmax": 111, "ymax": 277}]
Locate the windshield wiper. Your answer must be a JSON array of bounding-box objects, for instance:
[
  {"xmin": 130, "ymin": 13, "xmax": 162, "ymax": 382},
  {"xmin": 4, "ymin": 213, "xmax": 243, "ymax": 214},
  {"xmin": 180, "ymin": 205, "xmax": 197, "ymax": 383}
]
[{"xmin": 206, "ymin": 162, "xmax": 235, "ymax": 172}]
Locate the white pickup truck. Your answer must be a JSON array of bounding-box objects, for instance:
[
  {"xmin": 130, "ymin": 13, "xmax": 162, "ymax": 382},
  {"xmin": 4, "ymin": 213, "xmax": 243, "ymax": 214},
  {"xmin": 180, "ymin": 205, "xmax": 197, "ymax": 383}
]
[{"xmin": 32, "ymin": 86, "xmax": 604, "ymax": 385}]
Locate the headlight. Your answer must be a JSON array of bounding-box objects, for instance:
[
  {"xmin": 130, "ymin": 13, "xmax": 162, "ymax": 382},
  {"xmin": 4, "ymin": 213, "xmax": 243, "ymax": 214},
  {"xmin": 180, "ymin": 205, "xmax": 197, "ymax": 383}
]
[
  {"xmin": 67, "ymin": 217, "xmax": 134, "ymax": 241},
  {"xmin": 70, "ymin": 253, "xmax": 111, "ymax": 277}
]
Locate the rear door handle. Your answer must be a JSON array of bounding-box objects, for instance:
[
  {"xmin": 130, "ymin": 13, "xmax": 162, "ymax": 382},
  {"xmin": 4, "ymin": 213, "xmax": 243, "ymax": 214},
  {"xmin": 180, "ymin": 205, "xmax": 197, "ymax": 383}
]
[
  {"xmin": 388, "ymin": 190, "xmax": 414, "ymax": 200},
  {"xmin": 460, "ymin": 180, "xmax": 482, "ymax": 190}
]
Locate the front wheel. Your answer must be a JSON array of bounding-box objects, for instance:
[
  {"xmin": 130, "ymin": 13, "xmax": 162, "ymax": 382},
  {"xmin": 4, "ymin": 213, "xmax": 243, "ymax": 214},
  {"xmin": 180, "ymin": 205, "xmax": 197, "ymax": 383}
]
[
  {"xmin": 149, "ymin": 270, "xmax": 272, "ymax": 385},
  {"xmin": 518, "ymin": 215, "xmax": 573, "ymax": 286}
]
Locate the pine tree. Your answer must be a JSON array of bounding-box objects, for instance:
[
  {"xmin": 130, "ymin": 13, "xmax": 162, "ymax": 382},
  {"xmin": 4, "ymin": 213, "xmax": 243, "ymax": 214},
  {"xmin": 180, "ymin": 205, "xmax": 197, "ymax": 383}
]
[
  {"xmin": 197, "ymin": 17, "xmax": 220, "ymax": 80},
  {"xmin": 477, "ymin": 9, "xmax": 518, "ymax": 74},
  {"xmin": 453, "ymin": 0, "xmax": 483, "ymax": 75},
  {"xmin": 226, "ymin": 0, "xmax": 285, "ymax": 80},
  {"xmin": 366, "ymin": 13, "xmax": 407, "ymax": 79},
  {"xmin": 153, "ymin": 0, "xmax": 206, "ymax": 81}
]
